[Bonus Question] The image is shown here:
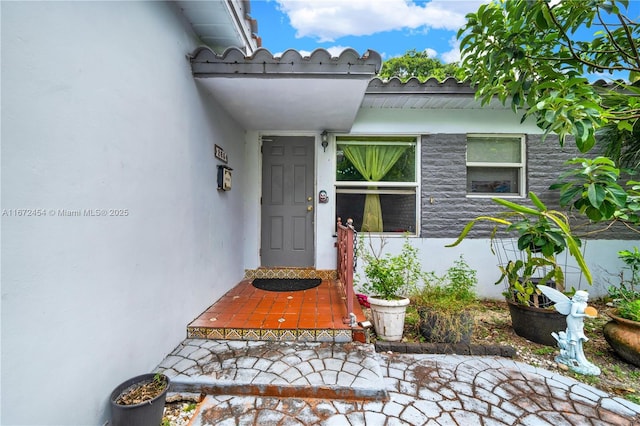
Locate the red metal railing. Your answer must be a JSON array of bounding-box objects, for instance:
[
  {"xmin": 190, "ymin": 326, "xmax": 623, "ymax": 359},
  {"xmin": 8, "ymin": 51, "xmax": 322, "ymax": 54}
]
[{"xmin": 337, "ymin": 217, "xmax": 356, "ymax": 326}]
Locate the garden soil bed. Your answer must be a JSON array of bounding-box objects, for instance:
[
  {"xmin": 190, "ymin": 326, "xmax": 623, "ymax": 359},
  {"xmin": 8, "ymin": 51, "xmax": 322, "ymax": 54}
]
[{"xmin": 395, "ymin": 299, "xmax": 640, "ymax": 405}]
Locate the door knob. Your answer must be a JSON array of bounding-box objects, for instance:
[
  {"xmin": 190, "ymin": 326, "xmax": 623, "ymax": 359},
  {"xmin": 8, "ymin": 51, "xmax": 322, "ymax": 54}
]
[
  {"xmin": 307, "ymin": 196, "xmax": 312, "ymax": 201},
  {"xmin": 307, "ymin": 205, "xmax": 313, "ymax": 211}
]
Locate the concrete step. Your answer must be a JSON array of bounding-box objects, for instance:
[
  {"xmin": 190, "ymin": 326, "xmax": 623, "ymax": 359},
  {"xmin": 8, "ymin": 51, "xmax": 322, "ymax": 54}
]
[{"xmin": 155, "ymin": 340, "xmax": 388, "ymax": 401}]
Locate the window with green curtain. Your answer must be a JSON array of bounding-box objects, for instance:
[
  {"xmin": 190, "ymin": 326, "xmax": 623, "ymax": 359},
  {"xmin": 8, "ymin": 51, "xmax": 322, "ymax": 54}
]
[{"xmin": 336, "ymin": 136, "xmax": 417, "ymax": 233}]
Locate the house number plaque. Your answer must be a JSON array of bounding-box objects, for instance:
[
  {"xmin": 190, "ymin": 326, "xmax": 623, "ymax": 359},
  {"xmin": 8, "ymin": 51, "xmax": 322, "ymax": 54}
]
[{"xmin": 215, "ymin": 144, "xmax": 228, "ymax": 163}]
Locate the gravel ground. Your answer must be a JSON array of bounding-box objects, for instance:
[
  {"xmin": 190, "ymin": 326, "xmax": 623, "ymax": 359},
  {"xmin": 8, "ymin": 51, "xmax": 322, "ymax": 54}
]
[{"xmin": 162, "ymin": 394, "xmax": 201, "ymax": 426}]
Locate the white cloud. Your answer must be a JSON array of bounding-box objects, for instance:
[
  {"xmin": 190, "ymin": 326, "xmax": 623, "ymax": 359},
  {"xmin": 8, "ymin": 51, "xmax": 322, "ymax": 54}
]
[
  {"xmin": 271, "ymin": 46, "xmax": 361, "ymax": 58},
  {"xmin": 325, "ymin": 45, "xmax": 352, "ymax": 57},
  {"xmin": 272, "ymin": 46, "xmax": 366, "ymax": 58},
  {"xmin": 275, "ymin": 0, "xmax": 486, "ymax": 42},
  {"xmin": 423, "ymin": 48, "xmax": 438, "ymax": 58},
  {"xmin": 440, "ymin": 36, "xmax": 461, "ymax": 63}
]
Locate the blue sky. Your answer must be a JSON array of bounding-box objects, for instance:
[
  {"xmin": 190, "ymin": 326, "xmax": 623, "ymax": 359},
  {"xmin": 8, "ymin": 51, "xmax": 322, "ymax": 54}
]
[
  {"xmin": 250, "ymin": 0, "xmax": 640, "ymax": 81},
  {"xmin": 250, "ymin": 0, "xmax": 485, "ymax": 62}
]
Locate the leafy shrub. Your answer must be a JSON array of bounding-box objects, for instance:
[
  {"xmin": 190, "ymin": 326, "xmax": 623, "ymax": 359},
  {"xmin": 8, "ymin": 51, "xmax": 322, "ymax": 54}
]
[
  {"xmin": 358, "ymin": 236, "xmax": 423, "ymax": 300},
  {"xmin": 411, "ymin": 256, "xmax": 478, "ymax": 313},
  {"xmin": 608, "ymin": 247, "xmax": 640, "ymax": 321},
  {"xmin": 619, "ymin": 299, "xmax": 640, "ymax": 322}
]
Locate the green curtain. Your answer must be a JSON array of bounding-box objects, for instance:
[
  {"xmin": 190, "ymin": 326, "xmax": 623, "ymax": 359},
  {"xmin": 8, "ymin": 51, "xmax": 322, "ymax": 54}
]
[{"xmin": 342, "ymin": 144, "xmax": 408, "ymax": 232}]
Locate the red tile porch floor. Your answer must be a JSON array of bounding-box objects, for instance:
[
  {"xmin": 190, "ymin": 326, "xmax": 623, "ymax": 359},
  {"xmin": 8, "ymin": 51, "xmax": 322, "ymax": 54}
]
[{"xmin": 187, "ymin": 278, "xmax": 368, "ymax": 343}]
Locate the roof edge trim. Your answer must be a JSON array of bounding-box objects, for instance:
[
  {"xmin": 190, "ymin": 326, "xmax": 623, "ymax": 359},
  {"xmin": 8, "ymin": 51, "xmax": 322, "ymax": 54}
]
[
  {"xmin": 367, "ymin": 77, "xmax": 475, "ymax": 94},
  {"xmin": 191, "ymin": 46, "xmax": 383, "ymax": 77}
]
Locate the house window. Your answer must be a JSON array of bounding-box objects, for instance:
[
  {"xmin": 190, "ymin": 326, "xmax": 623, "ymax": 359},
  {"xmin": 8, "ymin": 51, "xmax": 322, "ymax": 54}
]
[
  {"xmin": 335, "ymin": 136, "xmax": 418, "ymax": 234},
  {"xmin": 466, "ymin": 135, "xmax": 525, "ymax": 196}
]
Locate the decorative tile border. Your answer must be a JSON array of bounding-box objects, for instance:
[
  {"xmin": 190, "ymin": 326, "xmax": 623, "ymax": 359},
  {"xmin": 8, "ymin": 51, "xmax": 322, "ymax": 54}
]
[
  {"xmin": 225, "ymin": 329, "xmax": 242, "ymax": 340},
  {"xmin": 279, "ymin": 329, "xmax": 297, "ymax": 341},
  {"xmin": 244, "ymin": 268, "xmax": 337, "ymax": 280},
  {"xmin": 187, "ymin": 327, "xmax": 209, "ymax": 339},
  {"xmin": 207, "ymin": 328, "xmax": 225, "ymax": 339},
  {"xmin": 243, "ymin": 329, "xmax": 260, "ymax": 340},
  {"xmin": 297, "ymin": 329, "xmax": 316, "ymax": 342},
  {"xmin": 334, "ymin": 329, "xmax": 352, "ymax": 343},
  {"xmin": 186, "ymin": 326, "xmax": 356, "ymax": 343}
]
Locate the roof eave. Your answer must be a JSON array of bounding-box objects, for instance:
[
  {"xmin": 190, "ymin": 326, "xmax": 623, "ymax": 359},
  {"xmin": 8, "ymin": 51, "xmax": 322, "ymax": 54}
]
[{"xmin": 190, "ymin": 47, "xmax": 383, "ymax": 131}]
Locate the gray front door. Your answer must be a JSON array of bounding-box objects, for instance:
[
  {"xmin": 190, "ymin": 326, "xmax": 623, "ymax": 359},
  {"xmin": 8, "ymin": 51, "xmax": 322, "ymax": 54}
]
[{"xmin": 261, "ymin": 136, "xmax": 315, "ymax": 267}]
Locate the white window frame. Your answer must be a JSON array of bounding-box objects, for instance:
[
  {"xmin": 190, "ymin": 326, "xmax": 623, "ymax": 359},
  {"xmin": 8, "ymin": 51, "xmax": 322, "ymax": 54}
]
[
  {"xmin": 466, "ymin": 133, "xmax": 526, "ymax": 198},
  {"xmin": 335, "ymin": 136, "xmax": 420, "ymax": 235}
]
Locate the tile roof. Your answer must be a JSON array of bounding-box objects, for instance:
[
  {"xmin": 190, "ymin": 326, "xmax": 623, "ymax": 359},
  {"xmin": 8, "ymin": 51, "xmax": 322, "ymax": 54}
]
[{"xmin": 191, "ymin": 47, "xmax": 382, "ymax": 77}]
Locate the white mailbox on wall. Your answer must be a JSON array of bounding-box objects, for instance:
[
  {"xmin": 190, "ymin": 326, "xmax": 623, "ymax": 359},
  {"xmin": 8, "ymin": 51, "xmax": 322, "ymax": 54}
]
[{"xmin": 217, "ymin": 165, "xmax": 232, "ymax": 191}]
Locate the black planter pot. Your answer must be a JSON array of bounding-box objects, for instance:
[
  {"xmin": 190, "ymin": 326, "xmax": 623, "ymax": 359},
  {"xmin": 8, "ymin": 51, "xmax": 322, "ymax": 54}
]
[
  {"xmin": 110, "ymin": 373, "xmax": 169, "ymax": 426},
  {"xmin": 507, "ymin": 300, "xmax": 566, "ymax": 347},
  {"xmin": 418, "ymin": 308, "xmax": 473, "ymax": 344}
]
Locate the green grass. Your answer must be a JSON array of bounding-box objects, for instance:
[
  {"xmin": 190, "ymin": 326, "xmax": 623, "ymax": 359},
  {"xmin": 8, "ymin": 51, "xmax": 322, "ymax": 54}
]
[
  {"xmin": 572, "ymin": 373, "xmax": 601, "ymax": 386},
  {"xmin": 610, "ymin": 365, "xmax": 625, "ymax": 379},
  {"xmin": 627, "ymin": 394, "xmax": 640, "ymax": 404},
  {"xmin": 533, "ymin": 347, "xmax": 556, "ymax": 356}
]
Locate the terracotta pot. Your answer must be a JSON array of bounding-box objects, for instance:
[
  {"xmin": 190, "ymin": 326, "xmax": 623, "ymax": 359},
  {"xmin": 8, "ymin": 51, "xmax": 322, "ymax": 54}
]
[
  {"xmin": 507, "ymin": 299, "xmax": 566, "ymax": 347},
  {"xmin": 603, "ymin": 310, "xmax": 640, "ymax": 368}
]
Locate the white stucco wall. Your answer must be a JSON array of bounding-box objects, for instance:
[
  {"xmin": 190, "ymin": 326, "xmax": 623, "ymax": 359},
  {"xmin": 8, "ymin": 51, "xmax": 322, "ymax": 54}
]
[
  {"xmin": 350, "ymin": 107, "xmax": 540, "ymax": 134},
  {"xmin": 350, "ymin": 236, "xmax": 630, "ymax": 301},
  {"xmin": 2, "ymin": 2, "xmax": 247, "ymax": 424}
]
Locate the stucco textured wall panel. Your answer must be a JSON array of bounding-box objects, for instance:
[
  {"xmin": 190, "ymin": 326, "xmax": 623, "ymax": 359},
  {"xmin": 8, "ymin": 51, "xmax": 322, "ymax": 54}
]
[
  {"xmin": 420, "ymin": 134, "xmax": 635, "ymax": 241},
  {"xmin": 2, "ymin": 2, "xmax": 247, "ymax": 425}
]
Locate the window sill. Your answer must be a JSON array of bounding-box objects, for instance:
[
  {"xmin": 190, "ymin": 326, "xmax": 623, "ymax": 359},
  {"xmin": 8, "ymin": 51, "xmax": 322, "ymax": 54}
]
[{"xmin": 465, "ymin": 194, "xmax": 525, "ymax": 199}]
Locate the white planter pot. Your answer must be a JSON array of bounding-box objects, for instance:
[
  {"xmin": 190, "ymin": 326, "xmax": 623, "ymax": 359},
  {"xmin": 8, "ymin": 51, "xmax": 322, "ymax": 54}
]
[{"xmin": 367, "ymin": 296, "xmax": 410, "ymax": 342}]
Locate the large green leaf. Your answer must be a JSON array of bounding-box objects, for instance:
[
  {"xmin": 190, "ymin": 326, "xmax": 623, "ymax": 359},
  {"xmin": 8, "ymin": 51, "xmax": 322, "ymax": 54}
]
[
  {"xmin": 587, "ymin": 183, "xmax": 606, "ymax": 208},
  {"xmin": 446, "ymin": 216, "xmax": 512, "ymax": 247},
  {"xmin": 492, "ymin": 197, "xmax": 542, "ymax": 216}
]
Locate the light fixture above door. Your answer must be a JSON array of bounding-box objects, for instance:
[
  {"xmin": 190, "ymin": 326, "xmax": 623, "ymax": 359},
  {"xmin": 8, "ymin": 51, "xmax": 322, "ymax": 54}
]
[{"xmin": 321, "ymin": 131, "xmax": 328, "ymax": 152}]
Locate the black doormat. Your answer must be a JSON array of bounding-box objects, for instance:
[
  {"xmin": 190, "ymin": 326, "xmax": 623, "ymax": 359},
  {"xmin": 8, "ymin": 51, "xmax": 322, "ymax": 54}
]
[{"xmin": 252, "ymin": 278, "xmax": 321, "ymax": 292}]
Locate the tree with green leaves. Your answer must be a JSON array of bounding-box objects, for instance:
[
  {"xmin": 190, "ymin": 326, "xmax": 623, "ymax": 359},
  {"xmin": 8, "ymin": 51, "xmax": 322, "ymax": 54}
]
[
  {"xmin": 457, "ymin": 0, "xmax": 640, "ymax": 155},
  {"xmin": 552, "ymin": 156, "xmax": 639, "ymax": 230},
  {"xmin": 597, "ymin": 122, "xmax": 640, "ymax": 172},
  {"xmin": 379, "ymin": 49, "xmax": 464, "ymax": 82}
]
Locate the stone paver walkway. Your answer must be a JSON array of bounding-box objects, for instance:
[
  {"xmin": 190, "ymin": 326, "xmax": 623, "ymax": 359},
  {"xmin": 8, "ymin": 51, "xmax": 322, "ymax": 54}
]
[
  {"xmin": 157, "ymin": 339, "xmax": 386, "ymax": 400},
  {"xmin": 156, "ymin": 339, "xmax": 640, "ymax": 425}
]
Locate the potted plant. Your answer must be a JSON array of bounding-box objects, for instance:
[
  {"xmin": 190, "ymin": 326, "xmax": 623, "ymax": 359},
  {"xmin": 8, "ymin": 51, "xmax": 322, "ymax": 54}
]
[
  {"xmin": 358, "ymin": 235, "xmax": 424, "ymax": 341},
  {"xmin": 496, "ymin": 248, "xmax": 562, "ymax": 307},
  {"xmin": 497, "ymin": 251, "xmax": 572, "ymax": 346},
  {"xmin": 109, "ymin": 372, "xmax": 169, "ymax": 426},
  {"xmin": 410, "ymin": 256, "xmax": 478, "ymax": 344},
  {"xmin": 448, "ymin": 191, "xmax": 592, "ymax": 346},
  {"xmin": 603, "ymin": 247, "xmax": 640, "ymax": 367}
]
